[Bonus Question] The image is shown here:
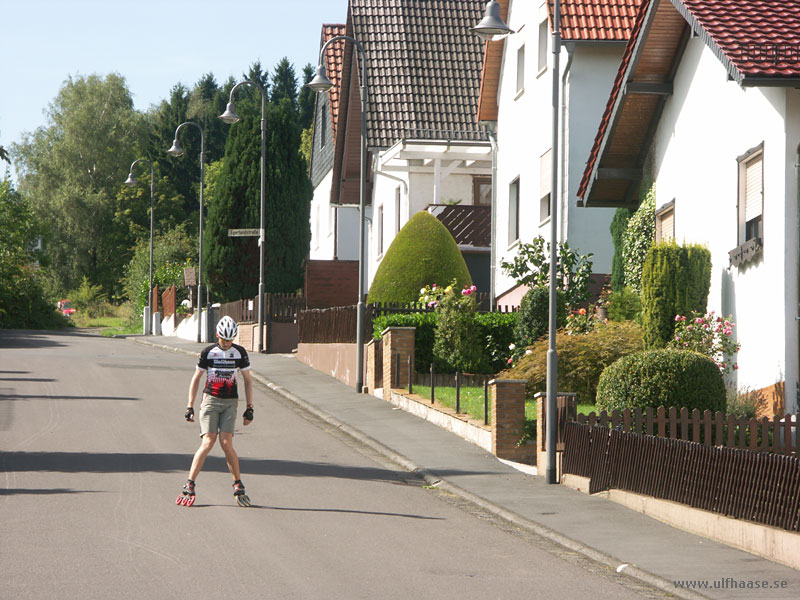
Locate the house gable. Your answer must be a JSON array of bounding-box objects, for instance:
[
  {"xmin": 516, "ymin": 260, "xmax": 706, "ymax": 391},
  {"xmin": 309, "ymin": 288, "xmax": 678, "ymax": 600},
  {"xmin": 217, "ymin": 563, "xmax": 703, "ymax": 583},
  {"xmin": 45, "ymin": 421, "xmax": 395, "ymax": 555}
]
[{"xmin": 578, "ymin": 0, "xmax": 800, "ymax": 208}]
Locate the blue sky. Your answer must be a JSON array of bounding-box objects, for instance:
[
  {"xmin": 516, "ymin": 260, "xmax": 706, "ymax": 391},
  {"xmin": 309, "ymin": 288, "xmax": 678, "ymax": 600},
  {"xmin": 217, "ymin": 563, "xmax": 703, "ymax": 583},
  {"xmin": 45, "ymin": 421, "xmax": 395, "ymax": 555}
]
[{"xmin": 0, "ymin": 0, "xmax": 345, "ymax": 175}]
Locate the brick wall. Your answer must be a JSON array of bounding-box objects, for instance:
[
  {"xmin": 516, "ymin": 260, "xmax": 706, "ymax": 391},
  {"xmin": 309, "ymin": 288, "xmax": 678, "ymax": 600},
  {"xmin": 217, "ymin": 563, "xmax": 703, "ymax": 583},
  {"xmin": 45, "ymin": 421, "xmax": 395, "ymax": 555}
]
[
  {"xmin": 490, "ymin": 379, "xmax": 529, "ymax": 462},
  {"xmin": 381, "ymin": 327, "xmax": 415, "ymax": 401},
  {"xmin": 304, "ymin": 259, "xmax": 359, "ymax": 309}
]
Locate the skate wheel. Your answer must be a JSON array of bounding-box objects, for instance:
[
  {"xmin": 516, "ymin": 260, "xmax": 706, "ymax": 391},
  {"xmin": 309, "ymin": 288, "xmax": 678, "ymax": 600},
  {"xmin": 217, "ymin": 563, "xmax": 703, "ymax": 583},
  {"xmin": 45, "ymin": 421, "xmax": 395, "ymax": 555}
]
[
  {"xmin": 186, "ymin": 495, "xmax": 195, "ymax": 507},
  {"xmin": 176, "ymin": 496, "xmax": 183, "ymax": 505},
  {"xmin": 237, "ymin": 494, "xmax": 251, "ymax": 507}
]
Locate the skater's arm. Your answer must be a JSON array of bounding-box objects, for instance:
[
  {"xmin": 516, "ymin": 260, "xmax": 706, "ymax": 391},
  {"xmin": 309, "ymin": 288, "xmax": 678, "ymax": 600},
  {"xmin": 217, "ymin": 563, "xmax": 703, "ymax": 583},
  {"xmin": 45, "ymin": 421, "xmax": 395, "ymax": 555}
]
[
  {"xmin": 242, "ymin": 369, "xmax": 253, "ymax": 426},
  {"xmin": 187, "ymin": 369, "xmax": 204, "ymax": 417}
]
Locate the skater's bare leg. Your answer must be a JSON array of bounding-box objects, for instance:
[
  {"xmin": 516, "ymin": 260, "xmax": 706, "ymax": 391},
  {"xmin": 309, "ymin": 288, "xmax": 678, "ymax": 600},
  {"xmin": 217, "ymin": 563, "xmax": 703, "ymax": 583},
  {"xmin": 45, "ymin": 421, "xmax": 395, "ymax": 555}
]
[
  {"xmin": 218, "ymin": 432, "xmax": 241, "ymax": 481},
  {"xmin": 188, "ymin": 433, "xmax": 217, "ymax": 481}
]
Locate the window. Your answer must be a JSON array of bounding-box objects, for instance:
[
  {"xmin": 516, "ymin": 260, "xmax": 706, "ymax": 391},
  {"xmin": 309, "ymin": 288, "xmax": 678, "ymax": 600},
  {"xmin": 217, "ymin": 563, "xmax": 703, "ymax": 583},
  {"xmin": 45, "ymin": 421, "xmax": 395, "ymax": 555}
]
[
  {"xmin": 516, "ymin": 45, "xmax": 525, "ymax": 95},
  {"xmin": 509, "ymin": 178, "xmax": 520, "ymax": 244},
  {"xmin": 377, "ymin": 204, "xmax": 384, "ymax": 256},
  {"xmin": 473, "ymin": 176, "xmax": 492, "ymax": 205},
  {"xmin": 538, "ymin": 19, "xmax": 548, "ymax": 73},
  {"xmin": 739, "ymin": 146, "xmax": 763, "ymax": 243},
  {"xmin": 655, "ymin": 200, "xmax": 675, "ymax": 243},
  {"xmin": 729, "ymin": 143, "xmax": 764, "ymax": 267},
  {"xmin": 540, "ymin": 149, "xmax": 551, "ymax": 223}
]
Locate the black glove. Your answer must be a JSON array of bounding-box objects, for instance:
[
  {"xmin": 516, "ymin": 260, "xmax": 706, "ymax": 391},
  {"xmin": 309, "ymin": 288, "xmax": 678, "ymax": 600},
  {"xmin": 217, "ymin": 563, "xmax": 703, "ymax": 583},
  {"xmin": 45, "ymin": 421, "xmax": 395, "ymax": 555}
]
[
  {"xmin": 243, "ymin": 406, "xmax": 254, "ymax": 421},
  {"xmin": 185, "ymin": 407, "xmax": 194, "ymax": 421}
]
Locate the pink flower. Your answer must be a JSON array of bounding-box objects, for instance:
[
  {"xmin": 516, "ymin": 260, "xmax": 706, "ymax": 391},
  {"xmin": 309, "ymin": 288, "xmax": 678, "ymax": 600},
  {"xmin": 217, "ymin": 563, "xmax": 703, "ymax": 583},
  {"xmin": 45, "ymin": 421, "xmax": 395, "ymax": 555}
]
[
  {"xmin": 695, "ymin": 317, "xmax": 704, "ymax": 324},
  {"xmin": 470, "ymin": 285, "xmax": 477, "ymax": 292},
  {"xmin": 674, "ymin": 315, "xmax": 682, "ymax": 322},
  {"xmin": 723, "ymin": 328, "xmax": 732, "ymax": 336},
  {"xmin": 507, "ymin": 358, "xmax": 513, "ymax": 364},
  {"xmin": 733, "ymin": 364, "xmax": 739, "ymax": 370}
]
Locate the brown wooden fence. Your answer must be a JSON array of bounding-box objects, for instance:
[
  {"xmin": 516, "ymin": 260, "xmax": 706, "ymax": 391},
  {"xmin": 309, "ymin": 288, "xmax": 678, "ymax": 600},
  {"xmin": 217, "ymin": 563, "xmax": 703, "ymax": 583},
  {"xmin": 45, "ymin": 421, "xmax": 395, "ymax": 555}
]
[
  {"xmin": 575, "ymin": 406, "xmax": 798, "ymax": 455},
  {"xmin": 218, "ymin": 293, "xmax": 305, "ymax": 324},
  {"xmin": 298, "ymin": 306, "xmax": 359, "ymax": 343},
  {"xmin": 562, "ymin": 423, "xmax": 800, "ymax": 532},
  {"xmin": 161, "ymin": 285, "xmax": 176, "ymax": 318}
]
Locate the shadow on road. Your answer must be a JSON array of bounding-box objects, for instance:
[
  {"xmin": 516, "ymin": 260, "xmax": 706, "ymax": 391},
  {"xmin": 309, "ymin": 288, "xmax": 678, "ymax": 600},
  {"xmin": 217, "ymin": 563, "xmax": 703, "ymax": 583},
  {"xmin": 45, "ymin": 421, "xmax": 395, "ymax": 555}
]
[
  {"xmin": 0, "ymin": 394, "xmax": 139, "ymax": 401},
  {"xmin": 0, "ymin": 488, "xmax": 99, "ymax": 496},
  {"xmin": 1, "ymin": 451, "xmax": 493, "ymax": 482}
]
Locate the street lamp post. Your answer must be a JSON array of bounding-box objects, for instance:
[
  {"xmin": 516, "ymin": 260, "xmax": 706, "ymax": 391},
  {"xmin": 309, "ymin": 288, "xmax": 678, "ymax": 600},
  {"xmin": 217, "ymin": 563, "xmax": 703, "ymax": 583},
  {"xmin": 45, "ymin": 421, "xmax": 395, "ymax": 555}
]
[
  {"xmin": 167, "ymin": 122, "xmax": 205, "ymax": 343},
  {"xmin": 308, "ymin": 34, "xmax": 369, "ymax": 393},
  {"xmin": 219, "ymin": 81, "xmax": 268, "ymax": 353},
  {"xmin": 124, "ymin": 159, "xmax": 155, "ymax": 335},
  {"xmin": 545, "ymin": 0, "xmax": 562, "ymax": 486},
  {"xmin": 472, "ymin": 1, "xmax": 560, "ymax": 483}
]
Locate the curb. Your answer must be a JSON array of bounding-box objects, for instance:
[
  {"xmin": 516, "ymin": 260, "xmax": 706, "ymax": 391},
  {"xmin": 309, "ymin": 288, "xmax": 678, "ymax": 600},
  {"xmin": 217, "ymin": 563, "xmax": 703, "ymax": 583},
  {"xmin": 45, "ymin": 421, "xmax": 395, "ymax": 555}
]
[{"xmin": 129, "ymin": 336, "xmax": 709, "ymax": 600}]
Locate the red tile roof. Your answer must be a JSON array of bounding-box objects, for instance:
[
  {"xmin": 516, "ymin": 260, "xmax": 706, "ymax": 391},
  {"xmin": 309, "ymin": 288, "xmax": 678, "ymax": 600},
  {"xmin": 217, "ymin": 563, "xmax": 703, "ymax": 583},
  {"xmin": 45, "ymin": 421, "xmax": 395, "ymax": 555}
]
[
  {"xmin": 676, "ymin": 0, "xmax": 800, "ymax": 82},
  {"xmin": 551, "ymin": 0, "xmax": 643, "ymax": 41},
  {"xmin": 321, "ymin": 24, "xmax": 347, "ymax": 141}
]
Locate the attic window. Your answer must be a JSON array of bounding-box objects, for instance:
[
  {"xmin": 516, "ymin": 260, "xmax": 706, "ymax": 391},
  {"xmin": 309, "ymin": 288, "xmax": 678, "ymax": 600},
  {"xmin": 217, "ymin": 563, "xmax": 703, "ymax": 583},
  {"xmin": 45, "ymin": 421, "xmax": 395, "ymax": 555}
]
[{"xmin": 655, "ymin": 200, "xmax": 675, "ymax": 243}]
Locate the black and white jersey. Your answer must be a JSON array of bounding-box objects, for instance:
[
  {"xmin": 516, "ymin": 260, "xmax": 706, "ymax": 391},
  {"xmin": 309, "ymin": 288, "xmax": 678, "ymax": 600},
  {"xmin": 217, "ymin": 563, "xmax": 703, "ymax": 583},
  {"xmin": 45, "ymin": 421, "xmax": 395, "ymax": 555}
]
[{"xmin": 196, "ymin": 343, "xmax": 250, "ymax": 399}]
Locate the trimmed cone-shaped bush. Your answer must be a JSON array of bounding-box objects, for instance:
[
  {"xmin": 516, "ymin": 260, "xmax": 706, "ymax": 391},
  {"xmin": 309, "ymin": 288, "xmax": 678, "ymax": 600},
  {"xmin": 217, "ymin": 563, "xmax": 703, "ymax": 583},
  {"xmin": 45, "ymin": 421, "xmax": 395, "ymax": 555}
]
[
  {"xmin": 367, "ymin": 211, "xmax": 472, "ymax": 303},
  {"xmin": 596, "ymin": 349, "xmax": 725, "ymax": 413}
]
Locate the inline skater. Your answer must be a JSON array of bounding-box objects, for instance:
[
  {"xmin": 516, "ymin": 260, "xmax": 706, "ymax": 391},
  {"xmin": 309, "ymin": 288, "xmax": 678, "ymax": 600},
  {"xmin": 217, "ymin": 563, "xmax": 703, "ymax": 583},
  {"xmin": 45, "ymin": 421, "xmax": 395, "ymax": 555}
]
[{"xmin": 177, "ymin": 316, "xmax": 254, "ymax": 507}]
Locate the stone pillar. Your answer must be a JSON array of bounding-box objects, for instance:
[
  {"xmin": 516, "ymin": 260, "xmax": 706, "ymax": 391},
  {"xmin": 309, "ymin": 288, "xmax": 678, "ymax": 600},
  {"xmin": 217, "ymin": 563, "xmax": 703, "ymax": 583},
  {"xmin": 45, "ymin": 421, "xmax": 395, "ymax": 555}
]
[
  {"xmin": 381, "ymin": 327, "xmax": 415, "ymax": 401},
  {"xmin": 365, "ymin": 339, "xmax": 379, "ymax": 395},
  {"xmin": 490, "ymin": 379, "xmax": 527, "ymax": 460}
]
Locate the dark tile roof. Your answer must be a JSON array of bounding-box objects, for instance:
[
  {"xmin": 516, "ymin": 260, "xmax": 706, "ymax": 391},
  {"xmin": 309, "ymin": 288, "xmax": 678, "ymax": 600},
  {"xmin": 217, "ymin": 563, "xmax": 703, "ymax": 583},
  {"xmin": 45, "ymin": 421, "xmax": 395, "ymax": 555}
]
[{"xmin": 349, "ymin": 0, "xmax": 487, "ymax": 149}]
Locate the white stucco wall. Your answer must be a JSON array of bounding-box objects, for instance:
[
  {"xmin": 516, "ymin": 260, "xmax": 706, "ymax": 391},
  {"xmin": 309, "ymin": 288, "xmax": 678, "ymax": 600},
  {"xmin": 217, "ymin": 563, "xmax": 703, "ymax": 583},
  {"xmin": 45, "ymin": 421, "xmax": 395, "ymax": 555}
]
[
  {"xmin": 493, "ymin": 1, "xmax": 623, "ymax": 299},
  {"xmin": 565, "ymin": 44, "xmax": 625, "ymax": 275},
  {"xmin": 652, "ymin": 36, "xmax": 799, "ymax": 410},
  {"xmin": 309, "ymin": 169, "xmax": 335, "ymax": 260}
]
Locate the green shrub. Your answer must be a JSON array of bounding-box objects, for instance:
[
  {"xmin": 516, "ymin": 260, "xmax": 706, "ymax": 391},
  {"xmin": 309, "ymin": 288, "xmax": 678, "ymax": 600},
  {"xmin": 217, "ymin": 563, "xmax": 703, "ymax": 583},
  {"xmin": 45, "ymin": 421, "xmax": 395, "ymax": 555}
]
[
  {"xmin": 367, "ymin": 212, "xmax": 471, "ymax": 303},
  {"xmin": 607, "ymin": 286, "xmax": 641, "ymax": 322},
  {"xmin": 596, "ymin": 349, "xmax": 725, "ymax": 413},
  {"xmin": 432, "ymin": 284, "xmax": 482, "ymax": 372},
  {"xmin": 372, "ymin": 312, "xmax": 444, "ymax": 373},
  {"xmin": 69, "ymin": 276, "xmax": 108, "ymax": 318},
  {"xmin": 501, "ymin": 321, "xmax": 644, "ymax": 403},
  {"xmin": 610, "ymin": 207, "xmax": 631, "ymax": 291},
  {"xmin": 515, "ymin": 286, "xmax": 566, "ymax": 346},
  {"xmin": 622, "ymin": 184, "xmax": 655, "ymax": 294},
  {"xmin": 475, "ymin": 311, "xmax": 518, "ymax": 373},
  {"xmin": 641, "ymin": 242, "xmax": 711, "ymax": 348}
]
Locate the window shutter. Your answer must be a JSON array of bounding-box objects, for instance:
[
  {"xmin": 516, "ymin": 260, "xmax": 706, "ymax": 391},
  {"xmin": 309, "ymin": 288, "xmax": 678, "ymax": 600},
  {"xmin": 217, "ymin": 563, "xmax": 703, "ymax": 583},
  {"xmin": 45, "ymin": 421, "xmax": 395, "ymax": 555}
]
[
  {"xmin": 540, "ymin": 150, "xmax": 552, "ymax": 197},
  {"xmin": 660, "ymin": 210, "xmax": 674, "ymax": 241},
  {"xmin": 744, "ymin": 154, "xmax": 762, "ymax": 222}
]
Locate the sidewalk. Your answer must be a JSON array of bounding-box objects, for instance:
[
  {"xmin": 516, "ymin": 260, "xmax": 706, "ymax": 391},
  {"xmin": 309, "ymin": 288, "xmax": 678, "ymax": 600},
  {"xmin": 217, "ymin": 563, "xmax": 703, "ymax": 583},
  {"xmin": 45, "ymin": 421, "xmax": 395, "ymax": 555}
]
[{"xmin": 131, "ymin": 335, "xmax": 800, "ymax": 599}]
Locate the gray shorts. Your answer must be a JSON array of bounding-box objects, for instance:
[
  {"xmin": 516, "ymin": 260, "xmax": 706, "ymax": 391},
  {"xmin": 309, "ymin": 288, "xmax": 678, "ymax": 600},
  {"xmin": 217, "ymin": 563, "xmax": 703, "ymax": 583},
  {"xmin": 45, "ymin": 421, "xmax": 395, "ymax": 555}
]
[{"xmin": 198, "ymin": 393, "xmax": 238, "ymax": 437}]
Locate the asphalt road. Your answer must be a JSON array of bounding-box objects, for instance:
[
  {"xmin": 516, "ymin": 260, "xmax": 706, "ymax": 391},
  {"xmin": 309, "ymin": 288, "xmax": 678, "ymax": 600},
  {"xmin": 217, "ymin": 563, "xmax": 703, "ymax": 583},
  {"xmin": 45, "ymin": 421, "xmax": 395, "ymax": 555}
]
[{"xmin": 1, "ymin": 330, "xmax": 667, "ymax": 599}]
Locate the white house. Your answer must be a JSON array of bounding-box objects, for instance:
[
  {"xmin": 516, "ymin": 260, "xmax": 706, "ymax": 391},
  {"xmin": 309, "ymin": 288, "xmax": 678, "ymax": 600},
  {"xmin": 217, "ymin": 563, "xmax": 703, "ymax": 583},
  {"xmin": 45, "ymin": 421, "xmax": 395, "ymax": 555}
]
[
  {"xmin": 479, "ymin": 0, "xmax": 643, "ymax": 305},
  {"xmin": 578, "ymin": 0, "xmax": 800, "ymax": 415},
  {"xmin": 308, "ymin": 23, "xmax": 360, "ymax": 263},
  {"xmin": 309, "ymin": 0, "xmax": 495, "ymax": 298}
]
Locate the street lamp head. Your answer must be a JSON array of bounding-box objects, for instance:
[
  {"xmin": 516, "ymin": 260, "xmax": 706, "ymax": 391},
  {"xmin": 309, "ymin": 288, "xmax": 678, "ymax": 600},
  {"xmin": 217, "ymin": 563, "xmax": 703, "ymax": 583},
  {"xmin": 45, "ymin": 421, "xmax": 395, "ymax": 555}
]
[
  {"xmin": 470, "ymin": 0, "xmax": 513, "ymax": 41},
  {"xmin": 124, "ymin": 173, "xmax": 137, "ymax": 187},
  {"xmin": 166, "ymin": 138, "xmax": 184, "ymax": 157},
  {"xmin": 219, "ymin": 102, "xmax": 240, "ymax": 124},
  {"xmin": 307, "ymin": 63, "xmax": 334, "ymax": 93}
]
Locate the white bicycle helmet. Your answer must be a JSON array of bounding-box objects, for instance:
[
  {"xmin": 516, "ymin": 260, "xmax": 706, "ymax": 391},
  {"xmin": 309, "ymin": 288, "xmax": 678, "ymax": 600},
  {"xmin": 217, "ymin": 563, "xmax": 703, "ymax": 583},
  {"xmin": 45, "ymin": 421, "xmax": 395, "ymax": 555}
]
[{"xmin": 216, "ymin": 316, "xmax": 238, "ymax": 341}]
